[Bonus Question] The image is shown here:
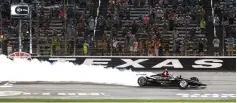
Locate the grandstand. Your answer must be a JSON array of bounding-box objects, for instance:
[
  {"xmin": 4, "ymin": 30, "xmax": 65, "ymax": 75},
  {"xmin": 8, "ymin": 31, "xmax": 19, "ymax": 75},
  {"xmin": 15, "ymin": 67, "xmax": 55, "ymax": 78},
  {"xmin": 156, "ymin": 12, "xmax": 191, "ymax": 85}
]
[{"xmin": 0, "ymin": 0, "xmax": 235, "ymax": 56}]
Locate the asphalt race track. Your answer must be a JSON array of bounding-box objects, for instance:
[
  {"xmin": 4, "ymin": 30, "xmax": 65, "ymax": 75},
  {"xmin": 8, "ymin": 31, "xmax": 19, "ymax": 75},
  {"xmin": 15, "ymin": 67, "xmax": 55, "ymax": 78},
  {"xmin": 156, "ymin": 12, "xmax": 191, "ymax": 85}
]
[{"xmin": 0, "ymin": 71, "xmax": 235, "ymax": 99}]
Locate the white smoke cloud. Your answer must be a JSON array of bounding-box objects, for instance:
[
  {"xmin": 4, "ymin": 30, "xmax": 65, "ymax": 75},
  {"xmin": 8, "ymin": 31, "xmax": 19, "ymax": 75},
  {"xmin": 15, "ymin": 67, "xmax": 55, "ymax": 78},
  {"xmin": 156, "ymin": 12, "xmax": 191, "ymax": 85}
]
[{"xmin": 0, "ymin": 55, "xmax": 154, "ymax": 86}]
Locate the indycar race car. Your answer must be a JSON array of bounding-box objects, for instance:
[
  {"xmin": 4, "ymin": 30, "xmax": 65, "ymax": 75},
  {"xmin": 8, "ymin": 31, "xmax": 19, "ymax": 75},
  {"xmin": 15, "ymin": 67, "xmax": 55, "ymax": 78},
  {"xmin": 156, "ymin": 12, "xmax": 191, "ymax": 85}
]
[{"xmin": 137, "ymin": 73, "xmax": 207, "ymax": 89}]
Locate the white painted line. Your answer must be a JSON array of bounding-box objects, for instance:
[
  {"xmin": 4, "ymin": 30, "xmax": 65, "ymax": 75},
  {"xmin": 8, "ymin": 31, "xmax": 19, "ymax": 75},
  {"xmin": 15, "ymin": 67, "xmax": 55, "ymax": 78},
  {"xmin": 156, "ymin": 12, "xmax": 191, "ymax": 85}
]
[
  {"xmin": 221, "ymin": 94, "xmax": 229, "ymax": 98},
  {"xmin": 176, "ymin": 93, "xmax": 189, "ymax": 96},
  {"xmin": 58, "ymin": 93, "xmax": 66, "ymax": 95},
  {"xmin": 77, "ymin": 93, "xmax": 87, "ymax": 96},
  {"xmin": 212, "ymin": 94, "xmax": 219, "ymax": 97},
  {"xmin": 90, "ymin": 93, "xmax": 100, "ymax": 96},
  {"xmin": 22, "ymin": 93, "xmax": 31, "ymax": 95},
  {"xmin": 0, "ymin": 91, "xmax": 23, "ymax": 96},
  {"xmin": 0, "ymin": 85, "xmax": 13, "ymax": 88},
  {"xmin": 176, "ymin": 94, "xmax": 189, "ymax": 97},
  {"xmin": 177, "ymin": 93, "xmax": 236, "ymax": 98},
  {"xmin": 190, "ymin": 94, "xmax": 200, "ymax": 98},
  {"xmin": 68, "ymin": 93, "xmax": 76, "ymax": 96},
  {"xmin": 100, "ymin": 93, "xmax": 105, "ymax": 95},
  {"xmin": 201, "ymin": 94, "xmax": 210, "ymax": 97},
  {"xmin": 228, "ymin": 94, "xmax": 236, "ymax": 97},
  {"xmin": 42, "ymin": 93, "xmax": 50, "ymax": 95},
  {"xmin": 182, "ymin": 95, "xmax": 189, "ymax": 97}
]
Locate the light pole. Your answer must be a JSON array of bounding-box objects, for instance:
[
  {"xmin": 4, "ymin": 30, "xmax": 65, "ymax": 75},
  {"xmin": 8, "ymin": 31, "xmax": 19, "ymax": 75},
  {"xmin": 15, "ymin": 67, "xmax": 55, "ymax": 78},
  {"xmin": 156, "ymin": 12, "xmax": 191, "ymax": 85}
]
[
  {"xmin": 0, "ymin": 10, "xmax": 2, "ymax": 54},
  {"xmin": 64, "ymin": 0, "xmax": 67, "ymax": 55},
  {"xmin": 29, "ymin": 5, "xmax": 32, "ymax": 54},
  {"xmin": 18, "ymin": 19, "xmax": 22, "ymax": 52},
  {"xmin": 222, "ymin": 18, "xmax": 225, "ymax": 56}
]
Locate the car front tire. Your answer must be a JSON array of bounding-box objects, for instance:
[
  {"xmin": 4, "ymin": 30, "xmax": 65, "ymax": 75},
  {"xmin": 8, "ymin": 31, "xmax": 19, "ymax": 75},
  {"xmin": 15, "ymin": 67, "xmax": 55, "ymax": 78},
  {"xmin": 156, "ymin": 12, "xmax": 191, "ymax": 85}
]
[
  {"xmin": 137, "ymin": 77, "xmax": 147, "ymax": 87},
  {"xmin": 179, "ymin": 80, "xmax": 188, "ymax": 89}
]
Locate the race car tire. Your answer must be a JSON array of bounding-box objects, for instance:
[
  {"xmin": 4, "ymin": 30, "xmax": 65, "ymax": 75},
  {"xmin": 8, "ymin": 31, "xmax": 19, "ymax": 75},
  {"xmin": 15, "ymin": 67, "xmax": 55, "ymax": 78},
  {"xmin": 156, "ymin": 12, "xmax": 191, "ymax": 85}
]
[
  {"xmin": 137, "ymin": 77, "xmax": 147, "ymax": 87},
  {"xmin": 179, "ymin": 80, "xmax": 188, "ymax": 89},
  {"xmin": 190, "ymin": 77, "xmax": 199, "ymax": 82}
]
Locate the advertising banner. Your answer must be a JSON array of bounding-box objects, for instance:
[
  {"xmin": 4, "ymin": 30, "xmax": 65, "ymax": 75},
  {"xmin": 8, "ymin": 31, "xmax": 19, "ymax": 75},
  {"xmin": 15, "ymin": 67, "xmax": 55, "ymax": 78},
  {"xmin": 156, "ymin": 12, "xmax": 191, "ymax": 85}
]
[
  {"xmin": 33, "ymin": 56, "xmax": 236, "ymax": 71},
  {"xmin": 11, "ymin": 4, "xmax": 29, "ymax": 16}
]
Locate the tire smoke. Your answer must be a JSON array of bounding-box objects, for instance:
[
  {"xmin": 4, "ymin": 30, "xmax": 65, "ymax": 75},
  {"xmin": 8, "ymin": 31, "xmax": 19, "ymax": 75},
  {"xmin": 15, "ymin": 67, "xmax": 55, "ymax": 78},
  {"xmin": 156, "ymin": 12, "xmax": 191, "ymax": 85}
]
[{"xmin": 0, "ymin": 55, "xmax": 153, "ymax": 86}]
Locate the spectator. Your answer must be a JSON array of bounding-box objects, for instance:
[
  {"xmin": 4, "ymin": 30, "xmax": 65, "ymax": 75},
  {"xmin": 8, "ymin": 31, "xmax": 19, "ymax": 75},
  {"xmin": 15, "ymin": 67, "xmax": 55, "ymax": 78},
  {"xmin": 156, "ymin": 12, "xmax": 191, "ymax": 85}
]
[
  {"xmin": 0, "ymin": 32, "xmax": 3, "ymax": 41},
  {"xmin": 172, "ymin": 29, "xmax": 178, "ymax": 40},
  {"xmin": 83, "ymin": 41, "xmax": 89, "ymax": 55},
  {"xmin": 162, "ymin": 38, "xmax": 169, "ymax": 56},
  {"xmin": 180, "ymin": 37, "xmax": 185, "ymax": 56},
  {"xmin": 138, "ymin": 40, "xmax": 144, "ymax": 55},
  {"xmin": 134, "ymin": 0, "xmax": 139, "ymax": 8},
  {"xmin": 157, "ymin": 39, "xmax": 164, "ymax": 56},
  {"xmin": 200, "ymin": 18, "xmax": 206, "ymax": 34},
  {"xmin": 154, "ymin": 39, "xmax": 159, "ymax": 56},
  {"xmin": 198, "ymin": 39, "xmax": 204, "ymax": 56},
  {"xmin": 150, "ymin": 40, "xmax": 155, "ymax": 56},
  {"xmin": 52, "ymin": 38, "xmax": 60, "ymax": 56},
  {"xmin": 98, "ymin": 15, "xmax": 105, "ymax": 30},
  {"xmin": 59, "ymin": 9, "xmax": 64, "ymax": 20},
  {"xmin": 202, "ymin": 37, "xmax": 208, "ymax": 52},
  {"xmin": 129, "ymin": 34, "xmax": 135, "ymax": 55},
  {"xmin": 77, "ymin": 20, "xmax": 85, "ymax": 37},
  {"xmin": 111, "ymin": 27, "xmax": 117, "ymax": 37},
  {"xmin": 140, "ymin": 0, "xmax": 146, "ymax": 7},
  {"xmin": 144, "ymin": 16, "xmax": 149, "ymax": 25},
  {"xmin": 117, "ymin": 42, "xmax": 123, "ymax": 55},
  {"xmin": 113, "ymin": 16, "xmax": 120, "ymax": 29},
  {"xmin": 213, "ymin": 36, "xmax": 220, "ymax": 56},
  {"xmin": 226, "ymin": 36, "xmax": 235, "ymax": 56},
  {"xmin": 172, "ymin": 0, "xmax": 177, "ymax": 9},
  {"xmin": 156, "ymin": 7, "xmax": 164, "ymax": 23},
  {"xmin": 138, "ymin": 15, "xmax": 143, "ymax": 23},
  {"xmin": 199, "ymin": 7, "xmax": 205, "ymax": 19},
  {"xmin": 163, "ymin": 0, "xmax": 169, "ymax": 8},
  {"xmin": 131, "ymin": 20, "xmax": 139, "ymax": 34},
  {"xmin": 125, "ymin": 8, "xmax": 130, "ymax": 19},
  {"xmin": 102, "ymin": 40, "xmax": 108, "ymax": 55},
  {"xmin": 214, "ymin": 14, "xmax": 220, "ymax": 26},
  {"xmin": 112, "ymin": 38, "xmax": 119, "ymax": 52},
  {"xmin": 134, "ymin": 39, "xmax": 138, "ymax": 54},
  {"xmin": 106, "ymin": 17, "xmax": 113, "ymax": 30},
  {"xmin": 88, "ymin": 16, "xmax": 95, "ymax": 31},
  {"xmin": 122, "ymin": 25, "xmax": 129, "ymax": 36}
]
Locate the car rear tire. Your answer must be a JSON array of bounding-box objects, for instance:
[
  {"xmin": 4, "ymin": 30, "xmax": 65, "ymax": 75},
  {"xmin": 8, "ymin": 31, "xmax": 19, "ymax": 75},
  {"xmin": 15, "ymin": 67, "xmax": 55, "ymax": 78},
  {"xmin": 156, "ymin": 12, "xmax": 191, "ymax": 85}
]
[
  {"xmin": 179, "ymin": 80, "xmax": 188, "ymax": 89},
  {"xmin": 137, "ymin": 77, "xmax": 147, "ymax": 87},
  {"xmin": 190, "ymin": 77, "xmax": 199, "ymax": 82}
]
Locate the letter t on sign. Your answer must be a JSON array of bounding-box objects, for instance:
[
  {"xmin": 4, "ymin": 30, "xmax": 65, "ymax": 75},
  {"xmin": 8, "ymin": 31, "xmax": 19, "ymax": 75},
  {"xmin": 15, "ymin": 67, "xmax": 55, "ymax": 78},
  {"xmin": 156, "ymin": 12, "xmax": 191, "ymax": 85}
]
[
  {"xmin": 152, "ymin": 59, "xmax": 183, "ymax": 68},
  {"xmin": 116, "ymin": 59, "xmax": 148, "ymax": 68},
  {"xmin": 83, "ymin": 59, "xmax": 111, "ymax": 67}
]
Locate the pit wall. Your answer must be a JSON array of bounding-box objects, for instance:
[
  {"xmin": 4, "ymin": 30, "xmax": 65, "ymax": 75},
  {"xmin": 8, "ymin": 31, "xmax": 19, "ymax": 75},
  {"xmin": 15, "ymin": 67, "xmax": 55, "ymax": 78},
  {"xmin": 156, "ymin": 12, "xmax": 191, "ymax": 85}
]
[{"xmin": 32, "ymin": 56, "xmax": 236, "ymax": 71}]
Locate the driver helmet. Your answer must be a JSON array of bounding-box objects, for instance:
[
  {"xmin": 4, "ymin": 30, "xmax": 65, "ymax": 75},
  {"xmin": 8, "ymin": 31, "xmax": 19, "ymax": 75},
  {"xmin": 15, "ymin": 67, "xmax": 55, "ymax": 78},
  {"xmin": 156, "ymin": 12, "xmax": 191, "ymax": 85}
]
[{"xmin": 165, "ymin": 68, "xmax": 168, "ymax": 72}]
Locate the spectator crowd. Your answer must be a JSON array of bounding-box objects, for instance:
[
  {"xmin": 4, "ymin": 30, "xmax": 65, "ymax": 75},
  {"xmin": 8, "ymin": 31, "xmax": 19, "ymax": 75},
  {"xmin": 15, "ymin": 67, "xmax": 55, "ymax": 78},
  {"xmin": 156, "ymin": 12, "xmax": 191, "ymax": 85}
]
[{"xmin": 0, "ymin": 0, "xmax": 235, "ymax": 56}]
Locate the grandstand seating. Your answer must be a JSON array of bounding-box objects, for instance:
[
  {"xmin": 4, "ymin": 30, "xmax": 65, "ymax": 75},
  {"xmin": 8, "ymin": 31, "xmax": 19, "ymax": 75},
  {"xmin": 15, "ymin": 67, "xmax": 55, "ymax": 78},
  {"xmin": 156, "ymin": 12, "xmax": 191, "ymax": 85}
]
[{"xmin": 0, "ymin": 0, "xmax": 235, "ymax": 56}]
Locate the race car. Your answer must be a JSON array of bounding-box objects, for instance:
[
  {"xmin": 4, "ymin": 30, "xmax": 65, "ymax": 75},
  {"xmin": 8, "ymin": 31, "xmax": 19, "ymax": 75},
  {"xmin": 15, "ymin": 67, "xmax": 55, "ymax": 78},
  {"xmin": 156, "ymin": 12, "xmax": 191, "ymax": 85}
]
[{"xmin": 137, "ymin": 73, "xmax": 207, "ymax": 89}]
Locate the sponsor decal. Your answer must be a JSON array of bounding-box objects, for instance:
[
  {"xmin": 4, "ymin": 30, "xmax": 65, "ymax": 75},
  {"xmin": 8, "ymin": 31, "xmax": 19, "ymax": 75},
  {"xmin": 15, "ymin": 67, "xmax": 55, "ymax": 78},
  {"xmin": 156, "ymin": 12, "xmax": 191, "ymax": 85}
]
[{"xmin": 11, "ymin": 4, "xmax": 29, "ymax": 16}]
